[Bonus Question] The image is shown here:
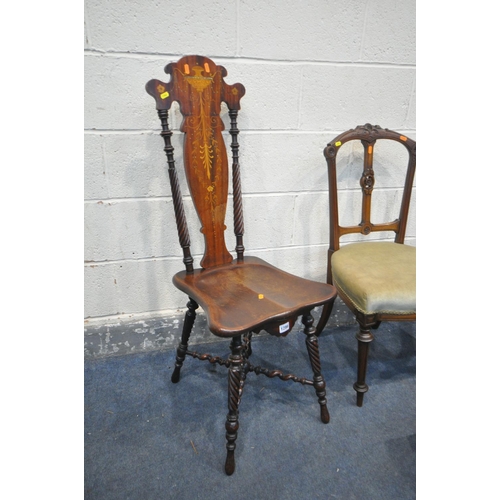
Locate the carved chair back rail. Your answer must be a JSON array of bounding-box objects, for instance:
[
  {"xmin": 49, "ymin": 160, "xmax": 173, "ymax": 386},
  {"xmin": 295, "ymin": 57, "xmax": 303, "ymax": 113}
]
[{"xmin": 324, "ymin": 124, "xmax": 416, "ymax": 254}]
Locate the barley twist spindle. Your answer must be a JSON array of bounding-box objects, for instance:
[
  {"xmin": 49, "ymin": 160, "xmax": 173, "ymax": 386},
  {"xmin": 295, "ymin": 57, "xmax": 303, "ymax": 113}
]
[
  {"xmin": 158, "ymin": 109, "xmax": 194, "ymax": 272},
  {"xmin": 229, "ymin": 109, "xmax": 244, "ymax": 260}
]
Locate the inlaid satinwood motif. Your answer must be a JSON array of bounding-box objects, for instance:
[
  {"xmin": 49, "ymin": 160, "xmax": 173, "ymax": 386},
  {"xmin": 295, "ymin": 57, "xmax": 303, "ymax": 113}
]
[
  {"xmin": 146, "ymin": 55, "xmax": 246, "ymax": 268},
  {"xmin": 182, "ymin": 65, "xmax": 219, "ymax": 180}
]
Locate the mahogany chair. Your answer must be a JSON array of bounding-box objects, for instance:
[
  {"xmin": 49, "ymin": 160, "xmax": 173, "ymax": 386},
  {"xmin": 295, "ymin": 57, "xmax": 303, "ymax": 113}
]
[
  {"xmin": 145, "ymin": 55, "xmax": 337, "ymax": 475},
  {"xmin": 315, "ymin": 124, "xmax": 416, "ymax": 407}
]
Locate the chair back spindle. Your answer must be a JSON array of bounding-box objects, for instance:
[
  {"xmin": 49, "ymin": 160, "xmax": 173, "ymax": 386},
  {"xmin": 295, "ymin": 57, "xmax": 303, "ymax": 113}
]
[
  {"xmin": 229, "ymin": 109, "xmax": 245, "ymax": 260},
  {"xmin": 157, "ymin": 109, "xmax": 194, "ymax": 273}
]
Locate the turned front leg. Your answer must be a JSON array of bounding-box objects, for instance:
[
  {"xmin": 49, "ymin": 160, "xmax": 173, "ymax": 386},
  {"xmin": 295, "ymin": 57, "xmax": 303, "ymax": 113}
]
[
  {"xmin": 353, "ymin": 323, "xmax": 374, "ymax": 407},
  {"xmin": 171, "ymin": 298, "xmax": 199, "ymax": 383},
  {"xmin": 302, "ymin": 312, "xmax": 330, "ymax": 424},
  {"xmin": 225, "ymin": 335, "xmax": 244, "ymax": 475}
]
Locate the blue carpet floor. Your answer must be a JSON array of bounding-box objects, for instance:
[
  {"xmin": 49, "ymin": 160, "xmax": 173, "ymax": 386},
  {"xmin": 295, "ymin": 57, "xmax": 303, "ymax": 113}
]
[{"xmin": 84, "ymin": 321, "xmax": 416, "ymax": 500}]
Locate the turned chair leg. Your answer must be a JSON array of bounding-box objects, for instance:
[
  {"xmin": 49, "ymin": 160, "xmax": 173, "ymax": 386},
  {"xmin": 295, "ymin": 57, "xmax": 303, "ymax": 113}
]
[
  {"xmin": 302, "ymin": 312, "xmax": 330, "ymax": 424},
  {"xmin": 225, "ymin": 335, "xmax": 245, "ymax": 475},
  {"xmin": 171, "ymin": 298, "xmax": 199, "ymax": 383},
  {"xmin": 353, "ymin": 323, "xmax": 374, "ymax": 407}
]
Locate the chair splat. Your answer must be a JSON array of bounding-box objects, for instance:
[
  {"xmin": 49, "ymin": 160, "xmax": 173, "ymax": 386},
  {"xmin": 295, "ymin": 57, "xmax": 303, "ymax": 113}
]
[{"xmin": 146, "ymin": 55, "xmax": 246, "ymax": 269}]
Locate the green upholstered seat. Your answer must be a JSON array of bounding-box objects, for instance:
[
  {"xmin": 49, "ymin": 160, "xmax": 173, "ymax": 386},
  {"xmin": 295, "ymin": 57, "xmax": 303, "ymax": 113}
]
[{"xmin": 331, "ymin": 241, "xmax": 416, "ymax": 316}]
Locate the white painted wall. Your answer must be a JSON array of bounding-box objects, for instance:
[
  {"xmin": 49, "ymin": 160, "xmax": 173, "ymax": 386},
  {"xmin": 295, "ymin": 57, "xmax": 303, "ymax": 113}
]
[{"xmin": 84, "ymin": 0, "xmax": 416, "ymax": 323}]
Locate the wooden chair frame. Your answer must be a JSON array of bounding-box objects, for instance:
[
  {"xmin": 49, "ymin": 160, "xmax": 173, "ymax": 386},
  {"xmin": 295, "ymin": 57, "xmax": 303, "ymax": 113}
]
[
  {"xmin": 316, "ymin": 123, "xmax": 416, "ymax": 406},
  {"xmin": 145, "ymin": 55, "xmax": 336, "ymax": 474}
]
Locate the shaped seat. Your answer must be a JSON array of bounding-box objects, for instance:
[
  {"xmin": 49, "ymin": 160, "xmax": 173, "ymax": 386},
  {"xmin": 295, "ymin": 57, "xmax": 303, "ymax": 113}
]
[
  {"xmin": 145, "ymin": 55, "xmax": 337, "ymax": 475},
  {"xmin": 316, "ymin": 124, "xmax": 416, "ymax": 407},
  {"xmin": 174, "ymin": 256, "xmax": 335, "ymax": 337}
]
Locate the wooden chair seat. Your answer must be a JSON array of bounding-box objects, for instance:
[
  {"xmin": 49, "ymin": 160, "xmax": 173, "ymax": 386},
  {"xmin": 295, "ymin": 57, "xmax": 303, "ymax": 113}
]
[{"xmin": 174, "ymin": 256, "xmax": 336, "ymax": 337}]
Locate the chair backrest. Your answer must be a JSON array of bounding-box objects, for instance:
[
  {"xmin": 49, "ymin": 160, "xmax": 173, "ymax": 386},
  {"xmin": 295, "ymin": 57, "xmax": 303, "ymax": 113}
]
[
  {"xmin": 324, "ymin": 123, "xmax": 416, "ymax": 254},
  {"xmin": 146, "ymin": 55, "xmax": 246, "ymax": 271}
]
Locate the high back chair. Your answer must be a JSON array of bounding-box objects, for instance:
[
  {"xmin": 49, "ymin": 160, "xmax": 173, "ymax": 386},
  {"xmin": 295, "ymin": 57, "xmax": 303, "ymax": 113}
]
[
  {"xmin": 145, "ymin": 55, "xmax": 337, "ymax": 475},
  {"xmin": 316, "ymin": 123, "xmax": 416, "ymax": 407}
]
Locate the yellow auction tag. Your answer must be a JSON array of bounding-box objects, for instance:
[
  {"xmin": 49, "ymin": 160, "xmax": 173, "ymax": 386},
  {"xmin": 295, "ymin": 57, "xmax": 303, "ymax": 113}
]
[
  {"xmin": 258, "ymin": 294, "xmax": 264, "ymax": 300},
  {"xmin": 335, "ymin": 141, "xmax": 342, "ymax": 147},
  {"xmin": 160, "ymin": 91, "xmax": 170, "ymax": 99}
]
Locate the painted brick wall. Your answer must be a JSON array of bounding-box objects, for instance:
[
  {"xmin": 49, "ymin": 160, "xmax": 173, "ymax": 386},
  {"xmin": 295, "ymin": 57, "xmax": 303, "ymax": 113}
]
[{"xmin": 84, "ymin": 0, "xmax": 416, "ymax": 324}]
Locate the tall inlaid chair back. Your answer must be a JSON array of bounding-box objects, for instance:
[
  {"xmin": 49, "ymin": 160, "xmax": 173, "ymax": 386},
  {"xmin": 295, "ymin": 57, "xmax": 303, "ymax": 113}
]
[
  {"xmin": 316, "ymin": 123, "xmax": 416, "ymax": 407},
  {"xmin": 146, "ymin": 55, "xmax": 336, "ymax": 475}
]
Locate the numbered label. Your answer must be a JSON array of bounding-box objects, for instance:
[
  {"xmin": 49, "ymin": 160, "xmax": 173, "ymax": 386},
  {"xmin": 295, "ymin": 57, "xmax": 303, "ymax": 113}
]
[{"xmin": 279, "ymin": 323, "xmax": 289, "ymax": 334}]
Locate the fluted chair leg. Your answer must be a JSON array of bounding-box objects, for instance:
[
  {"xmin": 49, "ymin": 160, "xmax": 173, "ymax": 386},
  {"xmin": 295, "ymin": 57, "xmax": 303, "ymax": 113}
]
[
  {"xmin": 224, "ymin": 335, "xmax": 245, "ymax": 475},
  {"xmin": 302, "ymin": 312, "xmax": 330, "ymax": 424},
  {"xmin": 171, "ymin": 298, "xmax": 199, "ymax": 383},
  {"xmin": 353, "ymin": 323, "xmax": 374, "ymax": 407}
]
